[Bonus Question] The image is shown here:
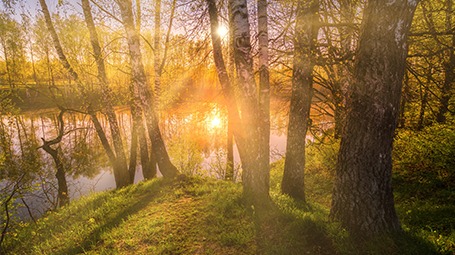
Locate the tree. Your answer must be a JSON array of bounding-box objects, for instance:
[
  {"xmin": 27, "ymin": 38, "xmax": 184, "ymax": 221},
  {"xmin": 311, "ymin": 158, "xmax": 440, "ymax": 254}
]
[
  {"xmin": 115, "ymin": 0, "xmax": 179, "ymax": 178},
  {"xmin": 329, "ymin": 0, "xmax": 420, "ymax": 237},
  {"xmin": 38, "ymin": 109, "xmax": 69, "ymax": 207},
  {"xmin": 281, "ymin": 0, "xmax": 319, "ymax": 201},
  {"xmin": 38, "ymin": 0, "xmax": 132, "ymax": 188},
  {"xmin": 80, "ymin": 0, "xmax": 142, "ymax": 183},
  {"xmin": 228, "ymin": 0, "xmax": 270, "ymax": 206}
]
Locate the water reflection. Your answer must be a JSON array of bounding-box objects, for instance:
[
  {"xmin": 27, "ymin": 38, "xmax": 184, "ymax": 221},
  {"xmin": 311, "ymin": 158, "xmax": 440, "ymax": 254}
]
[{"xmin": 2, "ymin": 103, "xmax": 288, "ymax": 221}]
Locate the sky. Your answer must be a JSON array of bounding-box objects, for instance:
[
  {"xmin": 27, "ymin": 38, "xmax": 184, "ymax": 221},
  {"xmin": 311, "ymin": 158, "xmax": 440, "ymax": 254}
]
[{"xmin": 10, "ymin": 0, "xmax": 83, "ymax": 19}]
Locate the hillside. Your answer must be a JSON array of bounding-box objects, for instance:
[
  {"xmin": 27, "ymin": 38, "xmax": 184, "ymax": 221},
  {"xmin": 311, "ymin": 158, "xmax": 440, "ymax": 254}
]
[{"xmin": 3, "ymin": 159, "xmax": 449, "ymax": 254}]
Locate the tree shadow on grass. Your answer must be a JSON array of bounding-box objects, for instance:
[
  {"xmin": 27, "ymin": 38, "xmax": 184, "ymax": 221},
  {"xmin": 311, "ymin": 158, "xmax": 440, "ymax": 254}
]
[
  {"xmin": 252, "ymin": 199, "xmax": 337, "ymax": 255},
  {"xmin": 58, "ymin": 179, "xmax": 174, "ymax": 254}
]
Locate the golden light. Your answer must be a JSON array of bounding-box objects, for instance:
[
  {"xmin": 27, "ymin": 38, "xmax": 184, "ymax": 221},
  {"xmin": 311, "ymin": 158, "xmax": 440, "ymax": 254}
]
[
  {"xmin": 217, "ymin": 26, "xmax": 228, "ymax": 37},
  {"xmin": 211, "ymin": 117, "xmax": 221, "ymax": 127}
]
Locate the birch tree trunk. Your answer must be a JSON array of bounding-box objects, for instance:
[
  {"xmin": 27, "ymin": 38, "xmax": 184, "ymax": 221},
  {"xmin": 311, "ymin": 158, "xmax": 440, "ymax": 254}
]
[
  {"xmin": 282, "ymin": 0, "xmax": 319, "ymax": 201},
  {"xmin": 154, "ymin": 0, "xmax": 162, "ymax": 102},
  {"xmin": 81, "ymin": 0, "xmax": 131, "ymax": 186},
  {"xmin": 329, "ymin": 0, "xmax": 419, "ymax": 237},
  {"xmin": 257, "ymin": 0, "xmax": 270, "ymax": 191},
  {"xmin": 116, "ymin": 0, "xmax": 179, "ymax": 178},
  {"xmin": 228, "ymin": 0, "xmax": 270, "ymax": 207}
]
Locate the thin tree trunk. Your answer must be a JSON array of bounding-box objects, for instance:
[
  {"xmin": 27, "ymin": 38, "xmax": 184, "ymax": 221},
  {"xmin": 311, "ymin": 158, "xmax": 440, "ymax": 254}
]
[
  {"xmin": 329, "ymin": 0, "xmax": 419, "ymax": 237},
  {"xmin": 1, "ymin": 38, "xmax": 13, "ymax": 90},
  {"xmin": 417, "ymin": 72, "xmax": 430, "ymax": 130},
  {"xmin": 226, "ymin": 119, "xmax": 234, "ymax": 181},
  {"xmin": 206, "ymin": 0, "xmax": 240, "ymax": 182},
  {"xmin": 226, "ymin": 2, "xmax": 235, "ymax": 181},
  {"xmin": 154, "ymin": 0, "xmax": 162, "ymax": 102},
  {"xmin": 137, "ymin": 106, "xmax": 155, "ymax": 179},
  {"xmin": 282, "ymin": 0, "xmax": 318, "ymax": 201},
  {"xmin": 436, "ymin": 0, "xmax": 454, "ymax": 123},
  {"xmin": 81, "ymin": 0, "xmax": 131, "ymax": 186},
  {"xmin": 116, "ymin": 0, "xmax": 179, "ymax": 178},
  {"xmin": 129, "ymin": 101, "xmax": 139, "ymax": 183},
  {"xmin": 257, "ymin": 0, "xmax": 270, "ymax": 194},
  {"xmin": 398, "ymin": 72, "xmax": 409, "ymax": 128},
  {"xmin": 39, "ymin": 110, "xmax": 69, "ymax": 207}
]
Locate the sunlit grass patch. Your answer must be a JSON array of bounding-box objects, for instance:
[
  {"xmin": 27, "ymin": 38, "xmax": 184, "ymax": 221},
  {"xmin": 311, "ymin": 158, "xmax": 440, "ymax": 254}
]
[{"xmin": 5, "ymin": 140, "xmax": 455, "ymax": 255}]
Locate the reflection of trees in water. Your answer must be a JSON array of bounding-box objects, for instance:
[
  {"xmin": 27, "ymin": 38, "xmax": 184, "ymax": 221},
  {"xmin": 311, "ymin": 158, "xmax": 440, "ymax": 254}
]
[
  {"xmin": 1, "ymin": 110, "xmax": 111, "ymax": 220},
  {"xmin": 2, "ymin": 102, "xmax": 289, "ymax": 222}
]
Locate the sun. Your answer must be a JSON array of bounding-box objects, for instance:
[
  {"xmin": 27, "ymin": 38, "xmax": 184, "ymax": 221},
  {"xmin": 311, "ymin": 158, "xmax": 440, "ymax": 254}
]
[
  {"xmin": 211, "ymin": 117, "xmax": 221, "ymax": 127},
  {"xmin": 217, "ymin": 26, "xmax": 228, "ymax": 37}
]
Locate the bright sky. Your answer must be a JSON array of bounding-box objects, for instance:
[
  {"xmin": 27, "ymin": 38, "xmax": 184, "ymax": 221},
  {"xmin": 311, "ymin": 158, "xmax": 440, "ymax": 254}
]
[{"xmin": 12, "ymin": 0, "xmax": 82, "ymax": 19}]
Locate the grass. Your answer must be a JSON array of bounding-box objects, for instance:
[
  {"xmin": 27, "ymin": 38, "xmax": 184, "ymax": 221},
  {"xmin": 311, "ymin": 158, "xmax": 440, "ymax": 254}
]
[{"xmin": 3, "ymin": 142, "xmax": 455, "ymax": 254}]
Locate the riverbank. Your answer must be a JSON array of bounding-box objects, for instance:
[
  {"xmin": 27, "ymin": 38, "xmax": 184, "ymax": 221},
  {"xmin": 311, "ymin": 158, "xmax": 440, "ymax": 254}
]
[{"xmin": 4, "ymin": 157, "xmax": 451, "ymax": 254}]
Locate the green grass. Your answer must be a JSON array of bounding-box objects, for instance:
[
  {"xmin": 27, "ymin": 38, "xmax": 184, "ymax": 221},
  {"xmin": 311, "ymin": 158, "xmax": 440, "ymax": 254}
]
[{"xmin": 3, "ymin": 152, "xmax": 454, "ymax": 254}]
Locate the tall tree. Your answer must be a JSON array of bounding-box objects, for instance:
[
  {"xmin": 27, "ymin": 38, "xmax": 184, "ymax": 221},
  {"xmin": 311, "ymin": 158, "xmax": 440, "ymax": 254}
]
[
  {"xmin": 257, "ymin": 0, "xmax": 270, "ymax": 191},
  {"xmin": 154, "ymin": 0, "xmax": 162, "ymax": 101},
  {"xmin": 115, "ymin": 0, "xmax": 179, "ymax": 178},
  {"xmin": 281, "ymin": 0, "xmax": 319, "ymax": 201},
  {"xmin": 80, "ymin": 0, "xmax": 131, "ymax": 183},
  {"xmin": 330, "ymin": 0, "xmax": 420, "ymax": 237},
  {"xmin": 38, "ymin": 0, "xmax": 131, "ymax": 188},
  {"xmin": 206, "ymin": 0, "xmax": 240, "ymax": 182},
  {"xmin": 228, "ymin": 0, "xmax": 270, "ymax": 206}
]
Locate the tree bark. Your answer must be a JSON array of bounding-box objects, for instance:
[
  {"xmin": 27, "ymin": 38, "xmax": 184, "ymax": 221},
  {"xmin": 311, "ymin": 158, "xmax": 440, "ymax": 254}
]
[
  {"xmin": 228, "ymin": 0, "xmax": 270, "ymax": 207},
  {"xmin": 81, "ymin": 0, "xmax": 131, "ymax": 187},
  {"xmin": 282, "ymin": 0, "xmax": 319, "ymax": 201},
  {"xmin": 257, "ymin": 0, "xmax": 270, "ymax": 195},
  {"xmin": 39, "ymin": 109, "xmax": 69, "ymax": 207},
  {"xmin": 154, "ymin": 0, "xmax": 162, "ymax": 102},
  {"xmin": 329, "ymin": 0, "xmax": 419, "ymax": 237},
  {"xmin": 129, "ymin": 103, "xmax": 139, "ymax": 183},
  {"xmin": 116, "ymin": 0, "xmax": 179, "ymax": 178}
]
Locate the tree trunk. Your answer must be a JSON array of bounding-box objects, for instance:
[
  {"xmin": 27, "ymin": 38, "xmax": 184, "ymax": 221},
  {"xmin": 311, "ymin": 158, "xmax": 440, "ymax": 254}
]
[
  {"xmin": 417, "ymin": 74, "xmax": 429, "ymax": 130},
  {"xmin": 226, "ymin": 119, "xmax": 234, "ymax": 181},
  {"xmin": 154, "ymin": 0, "xmax": 162, "ymax": 102},
  {"xmin": 398, "ymin": 72, "xmax": 409, "ymax": 128},
  {"xmin": 206, "ymin": 0, "xmax": 241, "ymax": 182},
  {"xmin": 81, "ymin": 0, "xmax": 131, "ymax": 187},
  {"xmin": 88, "ymin": 108, "xmax": 129, "ymax": 187},
  {"xmin": 329, "ymin": 0, "xmax": 419, "ymax": 237},
  {"xmin": 282, "ymin": 0, "xmax": 319, "ymax": 201},
  {"xmin": 137, "ymin": 107, "xmax": 155, "ymax": 179},
  {"xmin": 116, "ymin": 0, "xmax": 179, "ymax": 178},
  {"xmin": 228, "ymin": 0, "xmax": 270, "ymax": 207},
  {"xmin": 436, "ymin": 0, "xmax": 454, "ymax": 123},
  {"xmin": 257, "ymin": 0, "xmax": 270, "ymax": 195},
  {"xmin": 39, "ymin": 110, "xmax": 69, "ymax": 207},
  {"xmin": 129, "ymin": 104, "xmax": 138, "ymax": 183}
]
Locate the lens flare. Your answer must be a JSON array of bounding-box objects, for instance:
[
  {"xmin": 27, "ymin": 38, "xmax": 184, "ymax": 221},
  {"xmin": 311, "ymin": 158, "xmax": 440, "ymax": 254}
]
[
  {"xmin": 211, "ymin": 117, "xmax": 221, "ymax": 127},
  {"xmin": 217, "ymin": 26, "xmax": 228, "ymax": 37}
]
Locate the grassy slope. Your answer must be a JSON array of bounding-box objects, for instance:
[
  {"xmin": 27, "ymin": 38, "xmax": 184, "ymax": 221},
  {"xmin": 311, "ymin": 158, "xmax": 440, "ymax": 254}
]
[{"xmin": 4, "ymin": 159, "xmax": 452, "ymax": 254}]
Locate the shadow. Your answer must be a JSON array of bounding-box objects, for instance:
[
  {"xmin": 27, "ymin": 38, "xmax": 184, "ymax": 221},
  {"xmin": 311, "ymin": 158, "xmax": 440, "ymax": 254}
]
[
  {"xmin": 58, "ymin": 179, "xmax": 169, "ymax": 254},
  {"xmin": 252, "ymin": 200, "xmax": 336, "ymax": 255}
]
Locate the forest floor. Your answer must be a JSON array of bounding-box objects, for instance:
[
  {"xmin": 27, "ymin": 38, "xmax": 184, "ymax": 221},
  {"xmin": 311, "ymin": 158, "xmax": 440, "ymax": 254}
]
[{"xmin": 3, "ymin": 159, "xmax": 454, "ymax": 254}]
